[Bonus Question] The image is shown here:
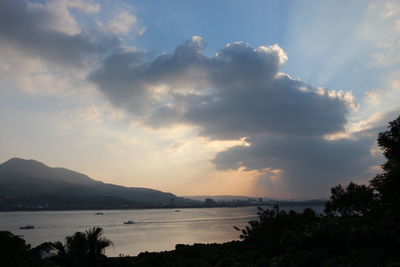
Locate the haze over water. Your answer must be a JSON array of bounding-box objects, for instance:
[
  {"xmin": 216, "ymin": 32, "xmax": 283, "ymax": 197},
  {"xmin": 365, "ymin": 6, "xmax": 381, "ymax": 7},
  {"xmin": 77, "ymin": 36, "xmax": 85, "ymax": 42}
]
[{"xmin": 0, "ymin": 206, "xmax": 323, "ymax": 256}]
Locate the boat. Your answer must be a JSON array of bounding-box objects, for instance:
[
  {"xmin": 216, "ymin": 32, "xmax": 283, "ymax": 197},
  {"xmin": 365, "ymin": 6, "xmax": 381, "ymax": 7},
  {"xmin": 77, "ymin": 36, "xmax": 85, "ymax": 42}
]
[
  {"xmin": 95, "ymin": 212, "xmax": 104, "ymax": 215},
  {"xmin": 19, "ymin": 225, "xmax": 34, "ymax": 230},
  {"xmin": 123, "ymin": 220, "xmax": 134, "ymax": 224}
]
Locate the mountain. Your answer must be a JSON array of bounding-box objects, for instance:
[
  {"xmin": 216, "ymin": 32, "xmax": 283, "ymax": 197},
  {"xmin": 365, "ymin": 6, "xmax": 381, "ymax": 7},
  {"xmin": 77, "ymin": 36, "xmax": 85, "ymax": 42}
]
[
  {"xmin": 0, "ymin": 158, "xmax": 196, "ymax": 210},
  {"xmin": 0, "ymin": 158, "xmax": 98, "ymax": 185}
]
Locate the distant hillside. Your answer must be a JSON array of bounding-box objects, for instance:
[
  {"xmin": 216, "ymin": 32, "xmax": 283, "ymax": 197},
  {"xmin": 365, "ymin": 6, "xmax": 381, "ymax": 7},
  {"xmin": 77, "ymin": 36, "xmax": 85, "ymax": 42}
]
[
  {"xmin": 0, "ymin": 158, "xmax": 196, "ymax": 210},
  {"xmin": 184, "ymin": 195, "xmax": 269, "ymax": 202},
  {"xmin": 184, "ymin": 195, "xmax": 327, "ymax": 208}
]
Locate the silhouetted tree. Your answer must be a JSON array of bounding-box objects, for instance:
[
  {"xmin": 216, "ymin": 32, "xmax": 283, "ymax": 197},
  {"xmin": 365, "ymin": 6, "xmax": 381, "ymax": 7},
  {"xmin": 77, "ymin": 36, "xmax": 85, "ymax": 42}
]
[
  {"xmin": 236, "ymin": 206, "xmax": 319, "ymax": 252},
  {"xmin": 0, "ymin": 231, "xmax": 51, "ymax": 266},
  {"xmin": 324, "ymin": 182, "xmax": 375, "ymax": 217},
  {"xmin": 86, "ymin": 227, "xmax": 113, "ymax": 266},
  {"xmin": 49, "ymin": 241, "xmax": 68, "ymax": 266},
  {"xmin": 371, "ymin": 115, "xmax": 400, "ymax": 217},
  {"xmin": 48, "ymin": 227, "xmax": 112, "ymax": 267},
  {"xmin": 0, "ymin": 231, "xmax": 31, "ymax": 266}
]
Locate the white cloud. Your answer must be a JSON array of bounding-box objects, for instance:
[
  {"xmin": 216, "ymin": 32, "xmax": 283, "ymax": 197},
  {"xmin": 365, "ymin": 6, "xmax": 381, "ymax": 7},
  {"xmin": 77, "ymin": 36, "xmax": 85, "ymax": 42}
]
[
  {"xmin": 107, "ymin": 10, "xmax": 145, "ymax": 36},
  {"xmin": 65, "ymin": 0, "xmax": 100, "ymax": 13}
]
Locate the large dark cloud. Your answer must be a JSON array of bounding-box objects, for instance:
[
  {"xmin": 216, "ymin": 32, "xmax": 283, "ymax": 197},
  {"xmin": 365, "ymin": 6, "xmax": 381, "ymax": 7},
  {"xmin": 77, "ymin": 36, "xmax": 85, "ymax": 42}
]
[
  {"xmin": 185, "ymin": 74, "xmax": 348, "ymax": 139},
  {"xmin": 91, "ymin": 38, "xmax": 351, "ymax": 137},
  {"xmin": 90, "ymin": 36, "xmax": 382, "ymax": 197},
  {"xmin": 0, "ymin": 0, "xmax": 115, "ymax": 66}
]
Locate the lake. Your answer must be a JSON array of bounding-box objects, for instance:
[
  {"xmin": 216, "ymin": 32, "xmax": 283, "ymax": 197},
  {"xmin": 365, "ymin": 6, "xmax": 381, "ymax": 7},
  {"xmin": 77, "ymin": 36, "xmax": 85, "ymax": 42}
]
[{"xmin": 0, "ymin": 205, "xmax": 324, "ymax": 256}]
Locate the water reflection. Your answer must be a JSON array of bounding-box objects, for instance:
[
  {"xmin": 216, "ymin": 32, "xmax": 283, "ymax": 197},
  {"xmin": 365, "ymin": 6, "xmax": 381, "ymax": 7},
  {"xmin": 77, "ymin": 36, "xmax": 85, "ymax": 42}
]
[{"xmin": 0, "ymin": 205, "xmax": 324, "ymax": 256}]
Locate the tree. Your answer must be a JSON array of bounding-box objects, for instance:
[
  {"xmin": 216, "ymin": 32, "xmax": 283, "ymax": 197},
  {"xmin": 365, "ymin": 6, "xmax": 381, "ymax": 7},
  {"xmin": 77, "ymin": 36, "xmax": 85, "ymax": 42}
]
[
  {"xmin": 49, "ymin": 241, "xmax": 68, "ymax": 267},
  {"xmin": 48, "ymin": 227, "xmax": 112, "ymax": 267},
  {"xmin": 370, "ymin": 115, "xmax": 400, "ymax": 216},
  {"xmin": 0, "ymin": 231, "xmax": 31, "ymax": 266},
  {"xmin": 0, "ymin": 231, "xmax": 51, "ymax": 266},
  {"xmin": 86, "ymin": 227, "xmax": 113, "ymax": 265},
  {"xmin": 324, "ymin": 182, "xmax": 375, "ymax": 217},
  {"xmin": 236, "ymin": 206, "xmax": 319, "ymax": 251}
]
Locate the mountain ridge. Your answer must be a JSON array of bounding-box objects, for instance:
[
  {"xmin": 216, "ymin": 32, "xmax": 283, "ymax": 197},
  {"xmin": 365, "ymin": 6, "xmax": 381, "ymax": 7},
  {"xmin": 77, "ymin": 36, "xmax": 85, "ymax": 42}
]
[{"xmin": 0, "ymin": 158, "xmax": 196, "ymax": 210}]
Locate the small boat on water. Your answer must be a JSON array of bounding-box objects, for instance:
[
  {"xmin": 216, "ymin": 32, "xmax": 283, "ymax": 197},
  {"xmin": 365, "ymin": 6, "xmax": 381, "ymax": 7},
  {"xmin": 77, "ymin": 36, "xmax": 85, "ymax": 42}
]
[
  {"xmin": 19, "ymin": 225, "xmax": 34, "ymax": 230},
  {"xmin": 123, "ymin": 220, "xmax": 134, "ymax": 224}
]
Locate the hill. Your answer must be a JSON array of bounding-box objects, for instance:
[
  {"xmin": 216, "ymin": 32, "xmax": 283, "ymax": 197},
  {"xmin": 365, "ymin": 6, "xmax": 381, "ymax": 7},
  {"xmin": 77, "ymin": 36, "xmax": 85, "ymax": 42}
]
[{"xmin": 0, "ymin": 158, "xmax": 195, "ymax": 210}]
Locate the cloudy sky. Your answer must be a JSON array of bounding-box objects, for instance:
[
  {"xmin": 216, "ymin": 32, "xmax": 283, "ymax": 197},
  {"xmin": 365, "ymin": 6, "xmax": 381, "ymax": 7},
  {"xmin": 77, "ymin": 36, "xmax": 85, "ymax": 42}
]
[{"xmin": 0, "ymin": 0, "xmax": 399, "ymax": 198}]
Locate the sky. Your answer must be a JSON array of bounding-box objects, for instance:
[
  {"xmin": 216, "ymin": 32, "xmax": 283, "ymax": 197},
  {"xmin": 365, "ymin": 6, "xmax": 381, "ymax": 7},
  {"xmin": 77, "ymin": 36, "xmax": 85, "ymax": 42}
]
[{"xmin": 0, "ymin": 0, "xmax": 399, "ymax": 198}]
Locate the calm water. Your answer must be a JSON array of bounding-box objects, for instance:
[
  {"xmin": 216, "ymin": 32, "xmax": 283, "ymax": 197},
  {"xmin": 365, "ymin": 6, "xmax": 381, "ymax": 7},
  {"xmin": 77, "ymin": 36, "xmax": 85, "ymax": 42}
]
[{"xmin": 0, "ymin": 206, "xmax": 323, "ymax": 256}]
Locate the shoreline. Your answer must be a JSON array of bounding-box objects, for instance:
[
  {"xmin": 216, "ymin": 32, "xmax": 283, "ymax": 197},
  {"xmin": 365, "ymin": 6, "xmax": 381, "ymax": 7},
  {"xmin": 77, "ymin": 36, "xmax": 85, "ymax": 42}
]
[{"xmin": 0, "ymin": 201, "xmax": 326, "ymax": 212}]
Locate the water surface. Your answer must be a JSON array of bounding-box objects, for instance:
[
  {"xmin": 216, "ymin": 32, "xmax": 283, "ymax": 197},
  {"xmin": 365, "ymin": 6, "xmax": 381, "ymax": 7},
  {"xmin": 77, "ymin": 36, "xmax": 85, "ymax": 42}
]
[{"xmin": 0, "ymin": 205, "xmax": 323, "ymax": 256}]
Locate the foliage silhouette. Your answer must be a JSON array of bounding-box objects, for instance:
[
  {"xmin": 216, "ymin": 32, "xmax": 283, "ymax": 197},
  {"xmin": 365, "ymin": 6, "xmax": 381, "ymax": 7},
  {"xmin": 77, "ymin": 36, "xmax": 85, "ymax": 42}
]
[
  {"xmin": 0, "ymin": 231, "xmax": 52, "ymax": 267},
  {"xmin": 48, "ymin": 227, "xmax": 112, "ymax": 267},
  {"xmin": 324, "ymin": 182, "xmax": 376, "ymax": 217},
  {"xmin": 371, "ymin": 115, "xmax": 400, "ymax": 218}
]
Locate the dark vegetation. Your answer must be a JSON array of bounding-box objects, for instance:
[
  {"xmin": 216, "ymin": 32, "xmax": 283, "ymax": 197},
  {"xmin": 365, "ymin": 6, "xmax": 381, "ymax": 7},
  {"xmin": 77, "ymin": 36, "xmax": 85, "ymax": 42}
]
[{"xmin": 1, "ymin": 115, "xmax": 400, "ymax": 266}]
